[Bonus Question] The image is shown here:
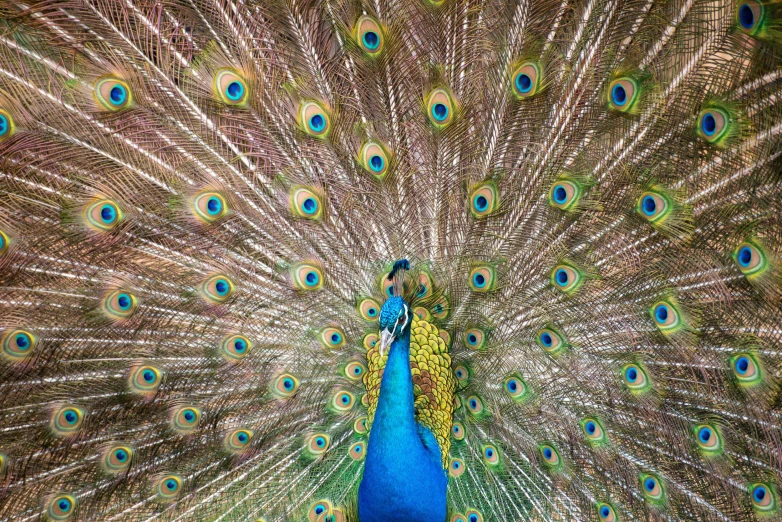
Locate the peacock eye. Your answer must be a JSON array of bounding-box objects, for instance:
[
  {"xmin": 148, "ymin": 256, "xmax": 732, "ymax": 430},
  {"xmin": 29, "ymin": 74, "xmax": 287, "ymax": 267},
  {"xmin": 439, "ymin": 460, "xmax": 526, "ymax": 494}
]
[
  {"xmin": 622, "ymin": 363, "xmax": 651, "ymax": 393},
  {"xmin": 299, "ymin": 101, "xmax": 331, "ymax": 137},
  {"xmin": 452, "ymin": 421, "xmax": 465, "ymax": 440},
  {"xmin": 607, "ymin": 77, "xmax": 640, "ymax": 113},
  {"xmin": 468, "ymin": 265, "xmax": 496, "ymax": 292},
  {"xmin": 220, "ymin": 334, "xmax": 252, "ymax": 361},
  {"xmin": 549, "ymin": 180, "xmax": 582, "ymax": 210},
  {"xmin": 463, "ymin": 328, "xmax": 487, "ymax": 351},
  {"xmin": 272, "ymin": 373, "xmax": 299, "ymax": 398},
  {"xmin": 290, "ymin": 187, "xmax": 323, "ymax": 220},
  {"xmin": 358, "ymin": 298, "xmax": 381, "ymax": 321},
  {"xmin": 750, "ymin": 483, "xmax": 777, "ymax": 512},
  {"xmin": 596, "ymin": 503, "xmax": 617, "ymax": 522},
  {"xmin": 2, "ymin": 329, "xmax": 37, "ymax": 361},
  {"xmin": 697, "ymin": 107, "xmax": 731, "ymax": 145},
  {"xmin": 172, "ymin": 406, "xmax": 201, "ymax": 433},
  {"xmin": 193, "ymin": 191, "xmax": 227, "ymax": 222},
  {"xmin": 129, "ymin": 365, "xmax": 162, "ymax": 394},
  {"xmin": 536, "ymin": 327, "xmax": 566, "ymax": 354},
  {"xmin": 306, "ymin": 432, "xmax": 330, "ymax": 456},
  {"xmin": 736, "ymin": 1, "xmax": 765, "ymax": 35},
  {"xmin": 102, "ymin": 444, "xmax": 134, "ymax": 473},
  {"xmin": 512, "ymin": 61, "xmax": 542, "ymax": 98},
  {"xmin": 539, "ymin": 444, "xmax": 561, "ymax": 469},
  {"xmin": 85, "ymin": 199, "xmax": 123, "ymax": 231},
  {"xmin": 425, "ymin": 88, "xmax": 456, "ymax": 128},
  {"xmin": 95, "ymin": 77, "xmax": 132, "ymax": 111},
  {"xmin": 292, "ymin": 263, "xmax": 324, "ymax": 291},
  {"xmin": 0, "ymin": 109, "xmax": 16, "ymax": 140},
  {"xmin": 224, "ymin": 428, "xmax": 254, "ymax": 452},
  {"xmin": 650, "ymin": 300, "xmax": 681, "ymax": 332},
  {"xmin": 201, "ymin": 274, "xmax": 235, "ymax": 303},
  {"xmin": 581, "ymin": 417, "xmax": 607, "ymax": 445},
  {"xmin": 466, "ymin": 394, "xmax": 484, "ymax": 416},
  {"xmin": 464, "ymin": 510, "xmax": 484, "ymax": 522},
  {"xmin": 355, "ymin": 16, "xmax": 384, "ymax": 55},
  {"xmin": 550, "ymin": 263, "xmax": 583, "ymax": 293},
  {"xmin": 349, "ymin": 441, "xmax": 366, "ymax": 461},
  {"xmin": 156, "ymin": 475, "xmax": 183, "ymax": 501},
  {"xmin": 504, "ymin": 374, "xmax": 529, "ymax": 401},
  {"xmin": 469, "ymin": 182, "xmax": 499, "ymax": 218},
  {"xmin": 693, "ymin": 424, "xmax": 723, "ymax": 454},
  {"xmin": 47, "ymin": 494, "xmax": 77, "ymax": 520},
  {"xmin": 637, "ymin": 191, "xmax": 670, "ymax": 223},
  {"xmin": 733, "ymin": 241, "xmax": 767, "ymax": 277},
  {"xmin": 214, "ymin": 69, "xmax": 248, "ymax": 105},
  {"xmin": 330, "ymin": 390, "xmax": 355, "ymax": 412},
  {"xmin": 640, "ymin": 473, "xmax": 665, "ymax": 502},
  {"xmin": 52, "ymin": 405, "xmax": 85, "ymax": 436},
  {"xmin": 482, "ymin": 444, "xmax": 500, "ymax": 466},
  {"xmin": 102, "ymin": 290, "xmax": 137, "ymax": 319},
  {"xmin": 360, "ymin": 141, "xmax": 391, "ymax": 179}
]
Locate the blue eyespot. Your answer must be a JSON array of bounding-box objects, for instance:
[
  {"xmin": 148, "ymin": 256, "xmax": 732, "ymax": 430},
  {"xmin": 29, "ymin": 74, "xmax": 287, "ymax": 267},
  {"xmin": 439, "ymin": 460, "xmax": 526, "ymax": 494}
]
[
  {"xmin": 585, "ymin": 421, "xmax": 596, "ymax": 434},
  {"xmin": 739, "ymin": 4, "xmax": 755, "ymax": 29},
  {"xmin": 117, "ymin": 293, "xmax": 131, "ymax": 310},
  {"xmin": 515, "ymin": 73, "xmax": 532, "ymax": 93},
  {"xmin": 645, "ymin": 477, "xmax": 657, "ymax": 492},
  {"xmin": 226, "ymin": 81, "xmax": 244, "ymax": 101},
  {"xmin": 316, "ymin": 436, "xmax": 325, "ymax": 447},
  {"xmin": 701, "ymin": 113, "xmax": 717, "ymax": 136},
  {"xmin": 507, "ymin": 380, "xmax": 518, "ymax": 392},
  {"xmin": 473, "ymin": 273, "xmax": 486, "ymax": 288},
  {"xmin": 101, "ymin": 205, "xmax": 117, "ymax": 223},
  {"xmin": 0, "ymin": 114, "xmax": 8, "ymax": 136},
  {"xmin": 467, "ymin": 333, "xmax": 478, "ymax": 345},
  {"xmin": 331, "ymin": 333, "xmax": 341, "ymax": 344},
  {"xmin": 238, "ymin": 432, "xmax": 248, "ymax": 443},
  {"xmin": 611, "ymin": 84, "xmax": 627, "ymax": 106},
  {"xmin": 302, "ymin": 197, "xmax": 318, "ymax": 214},
  {"xmin": 362, "ymin": 31, "xmax": 379, "ymax": 50},
  {"xmin": 309, "ymin": 114, "xmax": 325, "ymax": 132},
  {"xmin": 369, "ymin": 155, "xmax": 384, "ymax": 172},
  {"xmin": 469, "ymin": 399, "xmax": 477, "ymax": 409},
  {"xmin": 754, "ymin": 485, "xmax": 767, "ymax": 502},
  {"xmin": 655, "ymin": 304, "xmax": 668, "ymax": 323},
  {"xmin": 473, "ymin": 194, "xmax": 489, "ymax": 212},
  {"xmin": 110, "ymin": 84, "xmax": 127, "ymax": 105},
  {"xmin": 736, "ymin": 356, "xmax": 750, "ymax": 374},
  {"xmin": 601, "ymin": 506, "xmax": 610, "ymax": 517},
  {"xmin": 642, "ymin": 195, "xmax": 657, "ymax": 216},
  {"xmin": 543, "ymin": 447, "xmax": 553, "ymax": 459},
  {"xmin": 143, "ymin": 370, "xmax": 155, "ymax": 382},
  {"xmin": 368, "ymin": 307, "xmax": 377, "ymax": 317},
  {"xmin": 234, "ymin": 339, "xmax": 246, "ymax": 353},
  {"xmin": 15, "ymin": 334, "xmax": 29, "ymax": 350},
  {"xmin": 283, "ymin": 378, "xmax": 294, "ymax": 390},
  {"xmin": 315, "ymin": 505, "xmax": 325, "ymax": 514},
  {"xmin": 184, "ymin": 410, "xmax": 195, "ymax": 421},
  {"xmin": 64, "ymin": 411, "xmax": 77, "ymax": 423},
  {"xmin": 698, "ymin": 427, "xmax": 712, "ymax": 443},
  {"xmin": 206, "ymin": 197, "xmax": 222, "ymax": 215},
  {"xmin": 166, "ymin": 479, "xmax": 177, "ymax": 491},
  {"xmin": 737, "ymin": 246, "xmax": 753, "ymax": 267},
  {"xmin": 58, "ymin": 499, "xmax": 71, "ymax": 511},
  {"xmin": 115, "ymin": 449, "xmax": 127, "ymax": 461},
  {"xmin": 305, "ymin": 271, "xmax": 319, "ymax": 286},
  {"xmin": 626, "ymin": 367, "xmax": 638, "ymax": 382},
  {"xmin": 432, "ymin": 103, "xmax": 448, "ymax": 122},
  {"xmin": 485, "ymin": 447, "xmax": 494, "ymax": 458},
  {"xmin": 555, "ymin": 268, "xmax": 569, "ymax": 286},
  {"xmin": 215, "ymin": 279, "xmax": 229, "ymax": 295},
  {"xmin": 540, "ymin": 332, "xmax": 553, "ymax": 347},
  {"xmin": 553, "ymin": 185, "xmax": 567, "ymax": 204},
  {"xmin": 469, "ymin": 516, "xmax": 479, "ymax": 522}
]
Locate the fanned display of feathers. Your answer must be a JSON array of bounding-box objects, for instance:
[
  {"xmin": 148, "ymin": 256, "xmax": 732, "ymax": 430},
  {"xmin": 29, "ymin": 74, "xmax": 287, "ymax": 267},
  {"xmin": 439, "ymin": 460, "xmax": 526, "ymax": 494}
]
[{"xmin": 0, "ymin": 0, "xmax": 781, "ymax": 520}]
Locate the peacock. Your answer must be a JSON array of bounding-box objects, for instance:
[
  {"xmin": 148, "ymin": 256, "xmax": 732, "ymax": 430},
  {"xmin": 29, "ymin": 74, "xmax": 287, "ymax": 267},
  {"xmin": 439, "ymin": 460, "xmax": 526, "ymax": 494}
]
[{"xmin": 0, "ymin": 0, "xmax": 781, "ymax": 520}]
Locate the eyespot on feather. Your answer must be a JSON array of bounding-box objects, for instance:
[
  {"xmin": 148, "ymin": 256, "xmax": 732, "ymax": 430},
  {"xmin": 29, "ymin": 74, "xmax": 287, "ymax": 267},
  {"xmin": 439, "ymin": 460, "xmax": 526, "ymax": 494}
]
[
  {"xmin": 224, "ymin": 428, "xmax": 254, "ymax": 453},
  {"xmin": 344, "ymin": 361, "xmax": 366, "ymax": 381},
  {"xmin": 290, "ymin": 187, "xmax": 323, "ymax": 220},
  {"xmin": 697, "ymin": 106, "xmax": 733, "ymax": 146},
  {"xmin": 693, "ymin": 424, "xmax": 723, "ymax": 455},
  {"xmin": 637, "ymin": 191, "xmax": 671, "ymax": 223},
  {"xmin": 200, "ymin": 274, "xmax": 235, "ymax": 303},
  {"xmin": 363, "ymin": 333, "xmax": 379, "ymax": 350},
  {"xmin": 321, "ymin": 327, "xmax": 345, "ymax": 349},
  {"xmin": 292, "ymin": 263, "xmax": 324, "ymax": 291},
  {"xmin": 512, "ymin": 61, "xmax": 543, "ymax": 98},
  {"xmin": 750, "ymin": 483, "xmax": 777, "ymax": 513},
  {"xmin": 464, "ymin": 510, "xmax": 484, "ymax": 522},
  {"xmin": 622, "ymin": 363, "xmax": 651, "ymax": 393},
  {"xmin": 308, "ymin": 500, "xmax": 334, "ymax": 522},
  {"xmin": 102, "ymin": 290, "xmax": 137, "ymax": 319},
  {"xmin": 730, "ymin": 352, "xmax": 763, "ymax": 386},
  {"xmin": 51, "ymin": 405, "xmax": 85, "ymax": 436},
  {"xmin": 463, "ymin": 328, "xmax": 487, "ymax": 351},
  {"xmin": 214, "ymin": 69, "xmax": 248, "ymax": 105},
  {"xmin": 272, "ymin": 373, "xmax": 299, "ymax": 398},
  {"xmin": 349, "ymin": 441, "xmax": 365, "ymax": 461},
  {"xmin": 504, "ymin": 373, "xmax": 529, "ymax": 402},
  {"xmin": 0, "ymin": 109, "xmax": 16, "ymax": 140},
  {"xmin": 306, "ymin": 433, "xmax": 330, "ymax": 456},
  {"xmin": 640, "ymin": 473, "xmax": 665, "ymax": 503},
  {"xmin": 101, "ymin": 444, "xmax": 133, "ymax": 474},
  {"xmin": 171, "ymin": 406, "xmax": 201, "ymax": 433},
  {"xmin": 360, "ymin": 141, "xmax": 391, "ymax": 179},
  {"xmin": 94, "ymin": 77, "xmax": 132, "ymax": 111},
  {"xmin": 452, "ymin": 421, "xmax": 466, "ymax": 441},
  {"xmin": 549, "ymin": 180, "xmax": 582, "ymax": 211},
  {"xmin": 469, "ymin": 182, "xmax": 499, "ymax": 218},
  {"xmin": 357, "ymin": 298, "xmax": 381, "ymax": 321},
  {"xmin": 650, "ymin": 299, "xmax": 682, "ymax": 333},
  {"xmin": 539, "ymin": 444, "xmax": 562, "ymax": 469},
  {"xmin": 580, "ymin": 417, "xmax": 608, "ymax": 445},
  {"xmin": 536, "ymin": 327, "xmax": 566, "ymax": 354},
  {"xmin": 454, "ymin": 364, "xmax": 470, "ymax": 384},
  {"xmin": 449, "ymin": 457, "xmax": 465, "ymax": 477},
  {"xmin": 607, "ymin": 77, "xmax": 640, "ymax": 113},
  {"xmin": 2, "ymin": 329, "xmax": 37, "ymax": 362},
  {"xmin": 425, "ymin": 88, "xmax": 456, "ymax": 128},
  {"xmin": 466, "ymin": 395, "xmax": 485, "ymax": 417},
  {"xmin": 596, "ymin": 502, "xmax": 618, "ymax": 522},
  {"xmin": 733, "ymin": 241, "xmax": 768, "ymax": 278},
  {"xmin": 129, "ymin": 365, "xmax": 162, "ymax": 394},
  {"xmin": 47, "ymin": 494, "xmax": 77, "ymax": 520},
  {"xmin": 155, "ymin": 475, "xmax": 183, "ymax": 502},
  {"xmin": 468, "ymin": 265, "xmax": 496, "ymax": 292},
  {"xmin": 550, "ymin": 263, "xmax": 583, "ymax": 293},
  {"xmin": 220, "ymin": 334, "xmax": 252, "ymax": 361},
  {"xmin": 353, "ymin": 417, "xmax": 368, "ymax": 435},
  {"xmin": 85, "ymin": 199, "xmax": 123, "ymax": 232},
  {"xmin": 330, "ymin": 390, "xmax": 355, "ymax": 412},
  {"xmin": 192, "ymin": 191, "xmax": 227, "ymax": 223},
  {"xmin": 355, "ymin": 16, "xmax": 384, "ymax": 55},
  {"xmin": 299, "ymin": 101, "xmax": 331, "ymax": 137}
]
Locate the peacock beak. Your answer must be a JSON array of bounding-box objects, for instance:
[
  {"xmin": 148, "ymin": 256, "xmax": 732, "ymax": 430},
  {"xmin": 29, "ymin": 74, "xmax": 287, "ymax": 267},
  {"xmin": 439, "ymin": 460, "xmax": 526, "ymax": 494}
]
[{"xmin": 379, "ymin": 329, "xmax": 394, "ymax": 357}]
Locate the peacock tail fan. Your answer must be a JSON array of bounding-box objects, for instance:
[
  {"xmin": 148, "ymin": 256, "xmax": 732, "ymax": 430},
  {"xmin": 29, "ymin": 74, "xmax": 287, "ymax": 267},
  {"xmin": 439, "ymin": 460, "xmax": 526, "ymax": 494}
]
[{"xmin": 0, "ymin": 0, "xmax": 781, "ymax": 520}]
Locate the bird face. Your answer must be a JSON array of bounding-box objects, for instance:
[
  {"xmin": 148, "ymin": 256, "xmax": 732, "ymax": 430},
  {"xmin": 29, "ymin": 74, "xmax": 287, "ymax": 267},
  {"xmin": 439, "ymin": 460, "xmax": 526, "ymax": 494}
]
[{"xmin": 378, "ymin": 297, "xmax": 411, "ymax": 355}]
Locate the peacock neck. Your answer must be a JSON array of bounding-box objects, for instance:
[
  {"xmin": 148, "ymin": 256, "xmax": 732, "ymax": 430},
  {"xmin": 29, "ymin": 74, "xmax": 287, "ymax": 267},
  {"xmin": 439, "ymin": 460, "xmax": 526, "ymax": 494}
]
[{"xmin": 372, "ymin": 331, "xmax": 417, "ymax": 439}]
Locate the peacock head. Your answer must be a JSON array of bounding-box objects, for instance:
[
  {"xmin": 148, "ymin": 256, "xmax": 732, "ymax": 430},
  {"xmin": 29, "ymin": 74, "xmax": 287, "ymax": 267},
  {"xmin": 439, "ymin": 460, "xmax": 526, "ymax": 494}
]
[{"xmin": 378, "ymin": 296, "xmax": 411, "ymax": 355}]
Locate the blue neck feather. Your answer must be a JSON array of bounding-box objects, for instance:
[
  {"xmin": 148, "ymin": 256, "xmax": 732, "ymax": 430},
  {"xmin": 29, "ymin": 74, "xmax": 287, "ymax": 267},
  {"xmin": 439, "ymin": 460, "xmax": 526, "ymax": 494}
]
[{"xmin": 358, "ymin": 331, "xmax": 448, "ymax": 522}]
